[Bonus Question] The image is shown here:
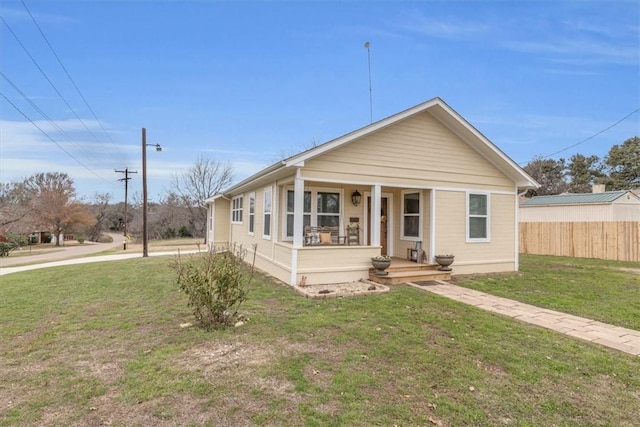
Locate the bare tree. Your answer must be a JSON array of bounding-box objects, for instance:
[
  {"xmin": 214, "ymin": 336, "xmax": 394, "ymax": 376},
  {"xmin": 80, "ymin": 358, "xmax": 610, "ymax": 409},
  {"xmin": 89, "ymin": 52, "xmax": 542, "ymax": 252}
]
[
  {"xmin": 0, "ymin": 181, "xmax": 36, "ymax": 233},
  {"xmin": 169, "ymin": 156, "xmax": 233, "ymax": 239}
]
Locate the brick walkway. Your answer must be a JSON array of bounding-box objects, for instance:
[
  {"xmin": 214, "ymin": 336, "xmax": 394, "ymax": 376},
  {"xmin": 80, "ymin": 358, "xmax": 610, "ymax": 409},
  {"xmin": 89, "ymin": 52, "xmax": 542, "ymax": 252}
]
[{"xmin": 409, "ymin": 282, "xmax": 640, "ymax": 357}]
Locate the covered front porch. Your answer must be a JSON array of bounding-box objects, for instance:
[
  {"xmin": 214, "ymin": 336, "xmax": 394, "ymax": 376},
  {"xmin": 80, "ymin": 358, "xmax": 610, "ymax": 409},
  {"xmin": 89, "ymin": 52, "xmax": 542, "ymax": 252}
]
[{"xmin": 277, "ymin": 177, "xmax": 438, "ymax": 285}]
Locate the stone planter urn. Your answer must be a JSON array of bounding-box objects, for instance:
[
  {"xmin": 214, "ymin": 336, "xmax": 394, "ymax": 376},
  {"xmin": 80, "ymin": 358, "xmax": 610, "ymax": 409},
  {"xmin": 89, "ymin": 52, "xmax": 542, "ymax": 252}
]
[
  {"xmin": 435, "ymin": 255, "xmax": 454, "ymax": 271},
  {"xmin": 371, "ymin": 257, "xmax": 391, "ymax": 276}
]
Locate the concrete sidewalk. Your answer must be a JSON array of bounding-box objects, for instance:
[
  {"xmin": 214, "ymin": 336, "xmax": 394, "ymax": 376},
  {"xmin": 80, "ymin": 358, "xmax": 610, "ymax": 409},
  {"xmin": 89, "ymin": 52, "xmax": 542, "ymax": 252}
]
[
  {"xmin": 0, "ymin": 250, "xmax": 203, "ymax": 276},
  {"xmin": 409, "ymin": 281, "xmax": 640, "ymax": 357}
]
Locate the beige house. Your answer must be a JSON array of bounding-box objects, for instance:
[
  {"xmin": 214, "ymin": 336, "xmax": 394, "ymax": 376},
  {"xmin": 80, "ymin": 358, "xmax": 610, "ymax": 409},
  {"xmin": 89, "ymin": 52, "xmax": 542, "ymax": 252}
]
[{"xmin": 206, "ymin": 98, "xmax": 539, "ymax": 286}]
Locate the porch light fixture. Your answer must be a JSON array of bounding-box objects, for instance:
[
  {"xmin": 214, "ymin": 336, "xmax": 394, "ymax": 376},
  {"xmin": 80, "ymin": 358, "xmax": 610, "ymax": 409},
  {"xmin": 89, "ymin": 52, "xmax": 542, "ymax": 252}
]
[{"xmin": 351, "ymin": 189, "xmax": 362, "ymax": 206}]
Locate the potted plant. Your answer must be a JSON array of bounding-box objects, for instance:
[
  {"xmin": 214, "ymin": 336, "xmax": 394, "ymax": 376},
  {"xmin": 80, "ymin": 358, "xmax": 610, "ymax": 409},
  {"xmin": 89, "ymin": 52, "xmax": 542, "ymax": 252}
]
[
  {"xmin": 371, "ymin": 255, "xmax": 391, "ymax": 276},
  {"xmin": 434, "ymin": 254, "xmax": 454, "ymax": 271}
]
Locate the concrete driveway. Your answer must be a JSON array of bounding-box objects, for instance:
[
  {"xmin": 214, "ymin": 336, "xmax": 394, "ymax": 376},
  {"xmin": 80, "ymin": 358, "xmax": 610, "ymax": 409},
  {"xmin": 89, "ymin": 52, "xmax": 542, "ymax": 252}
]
[{"xmin": 0, "ymin": 233, "xmax": 126, "ymax": 268}]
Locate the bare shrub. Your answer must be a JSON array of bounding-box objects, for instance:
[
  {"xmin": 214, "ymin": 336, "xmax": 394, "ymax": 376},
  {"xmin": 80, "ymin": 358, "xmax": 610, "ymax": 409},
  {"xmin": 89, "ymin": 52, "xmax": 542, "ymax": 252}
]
[{"xmin": 172, "ymin": 244, "xmax": 255, "ymax": 330}]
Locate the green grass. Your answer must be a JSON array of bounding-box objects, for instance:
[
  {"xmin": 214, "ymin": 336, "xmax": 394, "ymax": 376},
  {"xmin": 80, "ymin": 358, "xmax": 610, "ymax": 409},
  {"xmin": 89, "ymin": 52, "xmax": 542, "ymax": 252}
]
[
  {"xmin": 1, "ymin": 255, "xmax": 639, "ymax": 426},
  {"xmin": 455, "ymin": 254, "xmax": 640, "ymax": 330}
]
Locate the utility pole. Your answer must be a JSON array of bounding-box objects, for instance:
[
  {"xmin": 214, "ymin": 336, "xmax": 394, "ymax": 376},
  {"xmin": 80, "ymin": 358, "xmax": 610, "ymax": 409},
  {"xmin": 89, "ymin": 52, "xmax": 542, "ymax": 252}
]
[{"xmin": 116, "ymin": 168, "xmax": 137, "ymax": 249}]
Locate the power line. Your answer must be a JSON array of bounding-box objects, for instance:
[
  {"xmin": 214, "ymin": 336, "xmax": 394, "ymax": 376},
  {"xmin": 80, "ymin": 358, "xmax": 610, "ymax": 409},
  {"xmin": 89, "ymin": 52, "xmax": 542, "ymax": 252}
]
[
  {"xmin": 20, "ymin": 0, "xmax": 116, "ymax": 147},
  {"xmin": 520, "ymin": 107, "xmax": 640, "ymax": 164},
  {"xmin": 0, "ymin": 91, "xmax": 116, "ymax": 186},
  {"xmin": 0, "ymin": 15, "xmax": 106, "ymax": 147},
  {"xmin": 1, "ymin": 71, "xmax": 102, "ymax": 164}
]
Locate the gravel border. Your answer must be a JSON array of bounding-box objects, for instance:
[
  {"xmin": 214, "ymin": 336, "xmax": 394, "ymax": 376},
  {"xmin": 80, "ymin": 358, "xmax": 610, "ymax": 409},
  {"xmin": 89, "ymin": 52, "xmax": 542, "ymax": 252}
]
[{"xmin": 293, "ymin": 279, "xmax": 390, "ymax": 299}]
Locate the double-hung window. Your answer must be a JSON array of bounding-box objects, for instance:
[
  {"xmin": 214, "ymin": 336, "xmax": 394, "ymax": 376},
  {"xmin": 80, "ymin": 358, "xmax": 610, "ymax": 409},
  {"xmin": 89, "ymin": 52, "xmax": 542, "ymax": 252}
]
[
  {"xmin": 263, "ymin": 187, "xmax": 272, "ymax": 239},
  {"xmin": 231, "ymin": 196, "xmax": 243, "ymax": 223},
  {"xmin": 467, "ymin": 193, "xmax": 489, "ymax": 242},
  {"xmin": 284, "ymin": 188, "xmax": 341, "ymax": 239},
  {"xmin": 402, "ymin": 191, "xmax": 421, "ymax": 239},
  {"xmin": 317, "ymin": 192, "xmax": 340, "ymax": 227},
  {"xmin": 248, "ymin": 193, "xmax": 255, "ymax": 235},
  {"xmin": 286, "ymin": 190, "xmax": 311, "ymax": 237}
]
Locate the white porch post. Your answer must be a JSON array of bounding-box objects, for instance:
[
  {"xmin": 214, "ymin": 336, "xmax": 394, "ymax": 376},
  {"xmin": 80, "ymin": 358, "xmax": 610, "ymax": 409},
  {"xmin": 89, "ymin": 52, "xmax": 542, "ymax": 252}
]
[
  {"xmin": 290, "ymin": 169, "xmax": 305, "ymax": 286},
  {"xmin": 293, "ymin": 169, "xmax": 305, "ymax": 248},
  {"xmin": 429, "ymin": 189, "xmax": 436, "ymax": 263},
  {"xmin": 371, "ymin": 184, "xmax": 381, "ymax": 248}
]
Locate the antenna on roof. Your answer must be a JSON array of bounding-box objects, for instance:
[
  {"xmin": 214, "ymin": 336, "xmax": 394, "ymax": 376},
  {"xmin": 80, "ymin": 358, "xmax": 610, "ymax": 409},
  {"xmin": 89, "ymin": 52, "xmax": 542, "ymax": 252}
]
[{"xmin": 364, "ymin": 41, "xmax": 373, "ymax": 124}]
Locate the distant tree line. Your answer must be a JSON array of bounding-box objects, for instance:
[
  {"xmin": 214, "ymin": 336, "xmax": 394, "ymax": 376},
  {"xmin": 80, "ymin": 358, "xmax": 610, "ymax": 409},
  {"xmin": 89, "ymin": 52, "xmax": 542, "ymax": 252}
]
[
  {"xmin": 523, "ymin": 136, "xmax": 639, "ymax": 196},
  {"xmin": 0, "ymin": 156, "xmax": 232, "ymax": 245}
]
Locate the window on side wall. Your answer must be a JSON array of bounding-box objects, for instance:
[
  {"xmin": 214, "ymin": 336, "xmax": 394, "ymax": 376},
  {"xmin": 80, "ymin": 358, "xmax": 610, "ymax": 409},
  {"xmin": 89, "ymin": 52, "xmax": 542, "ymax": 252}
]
[
  {"xmin": 263, "ymin": 187, "xmax": 272, "ymax": 239},
  {"xmin": 231, "ymin": 196, "xmax": 243, "ymax": 224},
  {"xmin": 402, "ymin": 191, "xmax": 420, "ymax": 240},
  {"xmin": 248, "ymin": 193, "xmax": 255, "ymax": 235},
  {"xmin": 468, "ymin": 193, "xmax": 489, "ymax": 242}
]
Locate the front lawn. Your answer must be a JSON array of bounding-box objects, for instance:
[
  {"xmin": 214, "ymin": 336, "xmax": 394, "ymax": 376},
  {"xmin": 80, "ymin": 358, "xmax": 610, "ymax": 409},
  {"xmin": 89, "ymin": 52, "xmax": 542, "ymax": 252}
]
[
  {"xmin": 455, "ymin": 254, "xmax": 640, "ymax": 330},
  {"xmin": 1, "ymin": 255, "xmax": 639, "ymax": 426}
]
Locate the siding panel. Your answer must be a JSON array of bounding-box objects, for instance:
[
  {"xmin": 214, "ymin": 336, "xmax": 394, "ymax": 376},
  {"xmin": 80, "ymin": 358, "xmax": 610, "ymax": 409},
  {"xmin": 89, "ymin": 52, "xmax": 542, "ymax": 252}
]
[{"xmin": 303, "ymin": 111, "xmax": 514, "ymax": 191}]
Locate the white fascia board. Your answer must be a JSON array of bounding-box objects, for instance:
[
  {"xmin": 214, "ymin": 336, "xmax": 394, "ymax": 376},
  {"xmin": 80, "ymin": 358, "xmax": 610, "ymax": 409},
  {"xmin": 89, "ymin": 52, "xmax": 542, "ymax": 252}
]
[{"xmin": 429, "ymin": 103, "xmax": 540, "ymax": 190}]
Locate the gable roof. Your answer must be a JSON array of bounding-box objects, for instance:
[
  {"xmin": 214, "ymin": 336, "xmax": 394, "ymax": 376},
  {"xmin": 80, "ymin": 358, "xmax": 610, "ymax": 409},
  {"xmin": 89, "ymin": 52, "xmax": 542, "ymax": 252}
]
[
  {"xmin": 219, "ymin": 97, "xmax": 539, "ymax": 197},
  {"xmin": 521, "ymin": 191, "xmax": 639, "ymax": 207}
]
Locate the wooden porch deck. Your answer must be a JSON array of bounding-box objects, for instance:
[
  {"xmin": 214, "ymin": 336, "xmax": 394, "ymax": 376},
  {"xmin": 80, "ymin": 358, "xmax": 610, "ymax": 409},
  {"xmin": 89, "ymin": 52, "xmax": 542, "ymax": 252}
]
[{"xmin": 368, "ymin": 257, "xmax": 451, "ymax": 285}]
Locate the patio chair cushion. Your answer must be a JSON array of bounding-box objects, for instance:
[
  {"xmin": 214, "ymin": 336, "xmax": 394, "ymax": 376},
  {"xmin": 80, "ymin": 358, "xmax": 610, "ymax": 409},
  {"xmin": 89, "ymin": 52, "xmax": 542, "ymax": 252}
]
[{"xmin": 319, "ymin": 232, "xmax": 332, "ymax": 244}]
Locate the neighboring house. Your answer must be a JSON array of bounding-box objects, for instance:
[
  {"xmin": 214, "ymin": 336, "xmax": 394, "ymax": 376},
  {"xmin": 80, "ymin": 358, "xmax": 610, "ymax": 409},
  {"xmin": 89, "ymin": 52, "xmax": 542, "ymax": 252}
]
[
  {"xmin": 520, "ymin": 190, "xmax": 640, "ymax": 262},
  {"xmin": 206, "ymin": 97, "xmax": 539, "ymax": 286}
]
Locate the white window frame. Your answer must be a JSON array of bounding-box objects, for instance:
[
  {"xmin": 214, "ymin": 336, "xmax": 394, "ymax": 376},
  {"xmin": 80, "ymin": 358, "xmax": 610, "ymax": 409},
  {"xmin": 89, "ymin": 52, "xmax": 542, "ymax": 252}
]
[
  {"xmin": 467, "ymin": 192, "xmax": 490, "ymax": 242},
  {"xmin": 231, "ymin": 196, "xmax": 243, "ymax": 224},
  {"xmin": 281, "ymin": 186, "xmax": 343, "ymax": 241},
  {"xmin": 284, "ymin": 189, "xmax": 311, "ymax": 239},
  {"xmin": 401, "ymin": 190, "xmax": 422, "ymax": 241},
  {"xmin": 263, "ymin": 187, "xmax": 272, "ymax": 240},
  {"xmin": 248, "ymin": 192, "xmax": 255, "ymax": 235}
]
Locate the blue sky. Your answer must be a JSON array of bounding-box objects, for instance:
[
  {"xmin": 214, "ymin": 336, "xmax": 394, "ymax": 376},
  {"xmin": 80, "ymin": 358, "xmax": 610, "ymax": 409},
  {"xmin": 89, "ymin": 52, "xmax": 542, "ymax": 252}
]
[{"xmin": 1, "ymin": 0, "xmax": 638, "ymax": 201}]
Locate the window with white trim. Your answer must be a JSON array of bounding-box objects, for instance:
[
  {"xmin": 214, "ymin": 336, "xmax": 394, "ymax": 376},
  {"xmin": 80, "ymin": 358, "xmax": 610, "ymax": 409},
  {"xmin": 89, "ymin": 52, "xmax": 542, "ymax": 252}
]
[
  {"xmin": 248, "ymin": 193, "xmax": 255, "ymax": 235},
  {"xmin": 317, "ymin": 192, "xmax": 340, "ymax": 227},
  {"xmin": 286, "ymin": 190, "xmax": 311, "ymax": 237},
  {"xmin": 402, "ymin": 191, "xmax": 420, "ymax": 239},
  {"xmin": 283, "ymin": 188, "xmax": 342, "ymax": 240},
  {"xmin": 263, "ymin": 187, "xmax": 272, "ymax": 239},
  {"xmin": 468, "ymin": 193, "xmax": 489, "ymax": 241},
  {"xmin": 231, "ymin": 196, "xmax": 243, "ymax": 223}
]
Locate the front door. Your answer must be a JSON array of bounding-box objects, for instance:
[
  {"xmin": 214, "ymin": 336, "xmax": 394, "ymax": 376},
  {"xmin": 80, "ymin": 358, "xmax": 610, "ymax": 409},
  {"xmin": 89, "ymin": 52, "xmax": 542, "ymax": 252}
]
[{"xmin": 367, "ymin": 197, "xmax": 388, "ymax": 256}]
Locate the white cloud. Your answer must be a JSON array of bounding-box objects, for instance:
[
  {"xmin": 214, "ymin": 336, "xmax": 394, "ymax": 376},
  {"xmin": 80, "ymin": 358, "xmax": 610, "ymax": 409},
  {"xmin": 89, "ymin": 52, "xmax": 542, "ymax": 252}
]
[{"xmin": 398, "ymin": 10, "xmax": 490, "ymax": 39}]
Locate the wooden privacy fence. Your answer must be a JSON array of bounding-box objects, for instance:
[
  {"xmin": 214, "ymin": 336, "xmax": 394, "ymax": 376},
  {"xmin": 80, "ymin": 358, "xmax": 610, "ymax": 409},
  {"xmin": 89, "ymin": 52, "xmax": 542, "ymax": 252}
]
[{"xmin": 520, "ymin": 222, "xmax": 640, "ymax": 262}]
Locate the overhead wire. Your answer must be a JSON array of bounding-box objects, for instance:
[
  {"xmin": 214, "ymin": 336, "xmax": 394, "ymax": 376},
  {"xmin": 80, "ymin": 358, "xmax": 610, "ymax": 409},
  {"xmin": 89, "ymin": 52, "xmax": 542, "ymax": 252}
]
[
  {"xmin": 1, "ymin": 91, "xmax": 116, "ymax": 186},
  {"xmin": 1, "ymin": 71, "xmax": 103, "ymax": 166},
  {"xmin": 0, "ymin": 15, "xmax": 106, "ymax": 148},
  {"xmin": 20, "ymin": 0, "xmax": 116, "ymax": 148},
  {"xmin": 519, "ymin": 107, "xmax": 640, "ymax": 165}
]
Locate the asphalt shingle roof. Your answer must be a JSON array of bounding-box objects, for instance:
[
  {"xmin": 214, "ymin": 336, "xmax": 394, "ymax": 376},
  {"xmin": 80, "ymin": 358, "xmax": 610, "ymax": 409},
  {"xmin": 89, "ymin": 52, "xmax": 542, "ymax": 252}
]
[{"xmin": 521, "ymin": 191, "xmax": 630, "ymax": 207}]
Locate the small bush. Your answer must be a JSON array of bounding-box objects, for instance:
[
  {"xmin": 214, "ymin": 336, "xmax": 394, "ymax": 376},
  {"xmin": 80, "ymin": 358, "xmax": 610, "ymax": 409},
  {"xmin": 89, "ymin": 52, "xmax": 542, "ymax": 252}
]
[
  {"xmin": 0, "ymin": 242, "xmax": 15, "ymax": 257},
  {"xmin": 0, "ymin": 234, "xmax": 28, "ymax": 257},
  {"xmin": 172, "ymin": 244, "xmax": 256, "ymax": 330},
  {"xmin": 178, "ymin": 225, "xmax": 193, "ymax": 238},
  {"xmin": 77, "ymin": 234, "xmax": 86, "ymax": 244}
]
